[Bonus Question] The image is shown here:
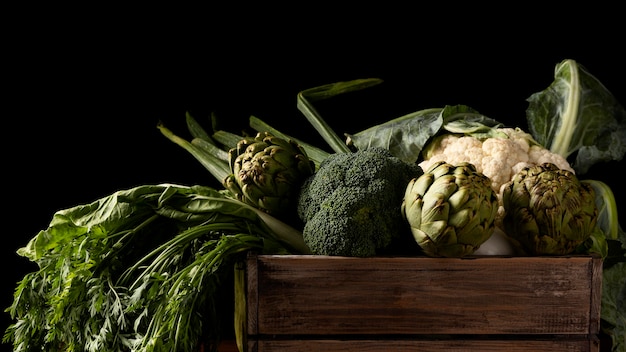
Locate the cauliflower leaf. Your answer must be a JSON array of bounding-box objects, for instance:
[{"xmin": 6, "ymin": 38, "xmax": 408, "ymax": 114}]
[{"xmin": 526, "ymin": 59, "xmax": 626, "ymax": 175}]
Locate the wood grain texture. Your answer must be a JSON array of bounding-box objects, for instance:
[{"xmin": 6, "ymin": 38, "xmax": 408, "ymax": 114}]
[{"xmin": 244, "ymin": 254, "xmax": 602, "ymax": 336}]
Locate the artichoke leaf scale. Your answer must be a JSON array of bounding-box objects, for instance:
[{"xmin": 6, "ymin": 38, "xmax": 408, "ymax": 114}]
[
  {"xmin": 421, "ymin": 219, "xmax": 449, "ymax": 241},
  {"xmin": 539, "ymin": 206, "xmax": 563, "ymax": 240},
  {"xmin": 272, "ymin": 174, "xmax": 294, "ymax": 195},
  {"xmin": 431, "ymin": 175, "xmax": 458, "ymax": 198},
  {"xmin": 411, "ymin": 173, "xmax": 434, "ymax": 196},
  {"xmin": 454, "ymin": 210, "xmax": 486, "ymax": 240},
  {"xmin": 447, "ymin": 208, "xmax": 472, "ymax": 228},
  {"xmin": 267, "ymin": 147, "xmax": 294, "ymax": 167},
  {"xmin": 421, "ymin": 196, "xmax": 450, "ymax": 223},
  {"xmin": 447, "ymin": 188, "xmax": 471, "ymax": 212}
]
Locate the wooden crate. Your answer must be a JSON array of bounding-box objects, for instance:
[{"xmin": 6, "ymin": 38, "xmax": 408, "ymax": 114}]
[{"xmin": 235, "ymin": 253, "xmax": 603, "ymax": 352}]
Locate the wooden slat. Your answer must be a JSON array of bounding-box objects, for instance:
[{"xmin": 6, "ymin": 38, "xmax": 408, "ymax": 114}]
[
  {"xmin": 247, "ymin": 337, "xmax": 600, "ymax": 352},
  {"xmin": 246, "ymin": 254, "xmax": 601, "ymax": 336},
  {"xmin": 246, "ymin": 254, "xmax": 259, "ymax": 336},
  {"xmin": 589, "ymin": 255, "xmax": 603, "ymax": 334}
]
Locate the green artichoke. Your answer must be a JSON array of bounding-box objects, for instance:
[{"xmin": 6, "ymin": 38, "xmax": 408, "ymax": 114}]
[
  {"xmin": 224, "ymin": 131, "xmax": 315, "ymax": 222},
  {"xmin": 401, "ymin": 161, "xmax": 498, "ymax": 258},
  {"xmin": 501, "ymin": 162, "xmax": 598, "ymax": 255}
]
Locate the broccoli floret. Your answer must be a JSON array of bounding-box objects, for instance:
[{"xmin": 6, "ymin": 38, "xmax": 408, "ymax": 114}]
[{"xmin": 297, "ymin": 147, "xmax": 423, "ymax": 257}]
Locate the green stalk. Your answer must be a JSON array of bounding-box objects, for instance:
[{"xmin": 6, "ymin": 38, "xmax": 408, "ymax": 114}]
[
  {"xmin": 234, "ymin": 261, "xmax": 247, "ymax": 352},
  {"xmin": 296, "ymin": 78, "xmax": 383, "ymax": 154},
  {"xmin": 157, "ymin": 122, "xmax": 231, "ymax": 184},
  {"xmin": 582, "ymin": 179, "xmax": 619, "ymax": 240},
  {"xmin": 135, "ymin": 233, "xmax": 264, "ymax": 352},
  {"xmin": 250, "ymin": 205, "xmax": 311, "ymax": 254},
  {"xmin": 192, "ymin": 138, "xmax": 230, "ymax": 162},
  {"xmin": 185, "ymin": 111, "xmax": 215, "ymax": 143},
  {"xmin": 120, "ymin": 222, "xmax": 241, "ymax": 288},
  {"xmin": 297, "ymin": 92, "xmax": 350, "ymax": 154},
  {"xmin": 212, "ymin": 130, "xmax": 247, "ymax": 150}
]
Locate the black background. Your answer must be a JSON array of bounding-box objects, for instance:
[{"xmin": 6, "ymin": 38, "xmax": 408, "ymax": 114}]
[{"xmin": 3, "ymin": 7, "xmax": 625, "ymax": 348}]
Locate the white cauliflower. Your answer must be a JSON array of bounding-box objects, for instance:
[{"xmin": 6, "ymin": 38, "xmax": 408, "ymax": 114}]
[{"xmin": 419, "ymin": 127, "xmax": 574, "ymax": 195}]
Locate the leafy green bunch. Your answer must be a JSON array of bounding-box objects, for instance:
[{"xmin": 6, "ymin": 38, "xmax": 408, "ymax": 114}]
[{"xmin": 4, "ymin": 185, "xmax": 303, "ymax": 351}]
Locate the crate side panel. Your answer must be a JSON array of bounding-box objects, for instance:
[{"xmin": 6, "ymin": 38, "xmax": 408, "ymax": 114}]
[{"xmin": 252, "ymin": 255, "xmax": 596, "ymax": 335}]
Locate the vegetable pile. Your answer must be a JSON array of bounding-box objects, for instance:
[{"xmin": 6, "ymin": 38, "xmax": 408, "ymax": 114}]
[{"xmin": 4, "ymin": 59, "xmax": 626, "ymax": 352}]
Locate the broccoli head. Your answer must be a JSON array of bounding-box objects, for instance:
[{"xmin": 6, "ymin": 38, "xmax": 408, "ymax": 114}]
[{"xmin": 297, "ymin": 147, "xmax": 423, "ymax": 257}]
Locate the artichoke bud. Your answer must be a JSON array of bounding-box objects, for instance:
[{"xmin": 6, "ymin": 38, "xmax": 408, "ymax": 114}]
[
  {"xmin": 263, "ymin": 134, "xmax": 293, "ymax": 149},
  {"xmin": 295, "ymin": 154, "xmax": 314, "ymax": 174},
  {"xmin": 268, "ymin": 146, "xmax": 297, "ymax": 167},
  {"xmin": 245, "ymin": 141, "xmax": 268, "ymax": 155},
  {"xmin": 224, "ymin": 174, "xmax": 245, "ymax": 202},
  {"xmin": 502, "ymin": 163, "xmax": 598, "ymax": 255},
  {"xmin": 223, "ymin": 131, "xmax": 315, "ymax": 222},
  {"xmin": 402, "ymin": 161, "xmax": 498, "ymax": 258}
]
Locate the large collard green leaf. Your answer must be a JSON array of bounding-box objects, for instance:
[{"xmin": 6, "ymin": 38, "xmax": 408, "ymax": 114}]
[
  {"xmin": 439, "ymin": 108, "xmax": 506, "ymax": 139},
  {"xmin": 345, "ymin": 107, "xmax": 443, "ymax": 163},
  {"xmin": 526, "ymin": 59, "xmax": 626, "ymax": 175},
  {"xmin": 345, "ymin": 105, "xmax": 503, "ymax": 164}
]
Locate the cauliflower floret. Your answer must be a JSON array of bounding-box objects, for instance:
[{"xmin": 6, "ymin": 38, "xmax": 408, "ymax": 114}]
[
  {"xmin": 420, "ymin": 135, "xmax": 482, "ymax": 174},
  {"xmin": 528, "ymin": 145, "xmax": 575, "ymax": 173},
  {"xmin": 481, "ymin": 136, "xmax": 530, "ymax": 192}
]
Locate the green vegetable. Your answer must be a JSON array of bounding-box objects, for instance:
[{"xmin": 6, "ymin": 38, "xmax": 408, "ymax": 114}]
[
  {"xmin": 600, "ymin": 224, "xmax": 626, "ymax": 352},
  {"xmin": 575, "ymin": 179, "xmax": 621, "ymax": 258},
  {"xmin": 419, "ymin": 127, "xmax": 574, "ymax": 196},
  {"xmin": 297, "ymin": 78, "xmax": 383, "ymax": 154},
  {"xmin": 297, "ymin": 147, "xmax": 423, "ymax": 257},
  {"xmin": 526, "ymin": 59, "xmax": 626, "ymax": 175},
  {"xmin": 3, "ymin": 184, "xmax": 308, "ymax": 352},
  {"xmin": 223, "ymin": 131, "xmax": 315, "ymax": 225},
  {"xmin": 6, "ymin": 67, "xmax": 626, "ymax": 351},
  {"xmin": 401, "ymin": 161, "xmax": 498, "ymax": 258},
  {"xmin": 345, "ymin": 104, "xmax": 504, "ymax": 164},
  {"xmin": 583, "ymin": 180, "xmax": 620, "ymax": 241},
  {"xmin": 157, "ymin": 118, "xmax": 231, "ymax": 186},
  {"xmin": 247, "ymin": 115, "xmax": 331, "ymax": 169},
  {"xmin": 501, "ymin": 163, "xmax": 598, "ymax": 255}
]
